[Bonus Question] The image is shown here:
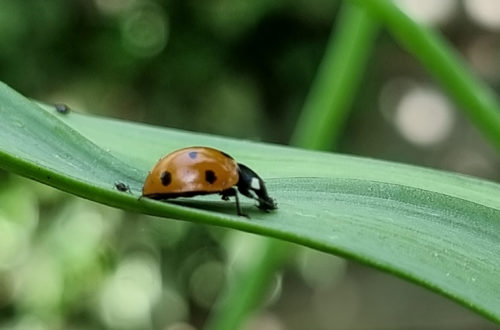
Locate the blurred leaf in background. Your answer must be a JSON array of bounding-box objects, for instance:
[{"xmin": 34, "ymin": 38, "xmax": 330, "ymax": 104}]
[{"xmin": 0, "ymin": 0, "xmax": 499, "ymax": 329}]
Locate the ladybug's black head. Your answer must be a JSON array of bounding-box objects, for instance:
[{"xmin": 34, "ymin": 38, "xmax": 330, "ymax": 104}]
[{"xmin": 236, "ymin": 163, "xmax": 277, "ymax": 211}]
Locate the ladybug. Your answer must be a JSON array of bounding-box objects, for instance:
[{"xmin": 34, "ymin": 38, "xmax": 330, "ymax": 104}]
[{"xmin": 141, "ymin": 146, "xmax": 277, "ymax": 216}]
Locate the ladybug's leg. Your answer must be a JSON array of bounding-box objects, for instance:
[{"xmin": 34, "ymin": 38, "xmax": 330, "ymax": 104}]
[{"xmin": 221, "ymin": 188, "xmax": 248, "ymax": 218}]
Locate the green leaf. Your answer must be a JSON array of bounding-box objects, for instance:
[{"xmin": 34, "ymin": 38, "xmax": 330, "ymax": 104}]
[{"xmin": 1, "ymin": 82, "xmax": 500, "ymax": 322}]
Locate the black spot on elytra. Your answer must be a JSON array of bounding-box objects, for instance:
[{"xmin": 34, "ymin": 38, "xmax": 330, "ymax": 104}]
[
  {"xmin": 161, "ymin": 171, "xmax": 172, "ymax": 186},
  {"xmin": 205, "ymin": 170, "xmax": 217, "ymax": 184},
  {"xmin": 188, "ymin": 151, "xmax": 198, "ymax": 159},
  {"xmin": 220, "ymin": 151, "xmax": 233, "ymax": 159}
]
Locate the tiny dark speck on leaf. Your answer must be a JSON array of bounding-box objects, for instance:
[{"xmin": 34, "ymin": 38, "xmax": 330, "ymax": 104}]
[
  {"xmin": 54, "ymin": 103, "xmax": 70, "ymax": 114},
  {"xmin": 114, "ymin": 181, "xmax": 131, "ymax": 192}
]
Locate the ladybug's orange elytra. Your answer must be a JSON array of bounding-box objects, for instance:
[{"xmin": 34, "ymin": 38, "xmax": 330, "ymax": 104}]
[{"xmin": 142, "ymin": 147, "xmax": 239, "ymax": 196}]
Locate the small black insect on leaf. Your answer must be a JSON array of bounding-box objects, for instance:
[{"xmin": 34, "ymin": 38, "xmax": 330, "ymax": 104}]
[
  {"xmin": 114, "ymin": 181, "xmax": 130, "ymax": 192},
  {"xmin": 54, "ymin": 103, "xmax": 70, "ymax": 114}
]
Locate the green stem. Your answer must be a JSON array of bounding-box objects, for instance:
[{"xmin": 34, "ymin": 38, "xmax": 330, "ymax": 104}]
[
  {"xmin": 291, "ymin": 2, "xmax": 379, "ymax": 150},
  {"xmin": 206, "ymin": 237, "xmax": 290, "ymax": 330},
  {"xmin": 352, "ymin": 0, "xmax": 500, "ymax": 150},
  {"xmin": 205, "ymin": 4, "xmax": 378, "ymax": 330}
]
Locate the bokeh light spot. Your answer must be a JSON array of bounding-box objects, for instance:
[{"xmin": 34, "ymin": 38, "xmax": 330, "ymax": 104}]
[
  {"xmin": 52, "ymin": 209, "xmax": 105, "ymax": 264},
  {"xmin": 99, "ymin": 254, "xmax": 161, "ymax": 329},
  {"xmin": 189, "ymin": 261, "xmax": 226, "ymax": 308},
  {"xmin": 121, "ymin": 4, "xmax": 169, "ymax": 58},
  {"xmin": 394, "ymin": 87, "xmax": 454, "ymax": 146},
  {"xmin": 14, "ymin": 254, "xmax": 63, "ymax": 313},
  {"xmin": 395, "ymin": 0, "xmax": 456, "ymax": 25},
  {"xmin": 464, "ymin": 0, "xmax": 500, "ymax": 30}
]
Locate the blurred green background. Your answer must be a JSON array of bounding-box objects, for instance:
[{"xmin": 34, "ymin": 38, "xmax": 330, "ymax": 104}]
[{"xmin": 1, "ymin": 0, "xmax": 500, "ymax": 329}]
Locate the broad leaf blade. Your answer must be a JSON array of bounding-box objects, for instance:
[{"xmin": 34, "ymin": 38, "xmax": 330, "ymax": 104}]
[{"xmin": 0, "ymin": 82, "xmax": 499, "ymax": 322}]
